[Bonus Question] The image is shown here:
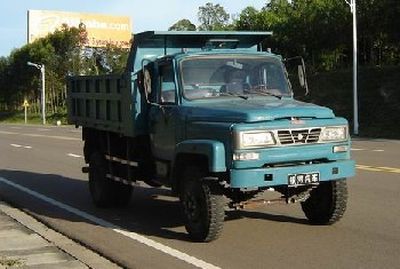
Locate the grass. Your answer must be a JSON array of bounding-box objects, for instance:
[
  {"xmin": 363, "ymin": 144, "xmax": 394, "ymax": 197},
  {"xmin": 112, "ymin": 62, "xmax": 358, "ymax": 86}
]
[
  {"xmin": 0, "ymin": 111, "xmax": 68, "ymax": 126},
  {"xmin": 0, "ymin": 256, "xmax": 24, "ymax": 267}
]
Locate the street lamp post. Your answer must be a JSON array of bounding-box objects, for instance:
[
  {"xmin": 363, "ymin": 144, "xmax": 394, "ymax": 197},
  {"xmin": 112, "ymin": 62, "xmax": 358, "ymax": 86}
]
[
  {"xmin": 27, "ymin": 62, "xmax": 46, "ymax": 125},
  {"xmin": 345, "ymin": 0, "xmax": 359, "ymax": 135}
]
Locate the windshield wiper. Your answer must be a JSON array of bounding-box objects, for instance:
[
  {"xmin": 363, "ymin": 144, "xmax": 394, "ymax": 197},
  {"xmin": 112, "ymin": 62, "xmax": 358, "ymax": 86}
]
[
  {"xmin": 245, "ymin": 88, "xmax": 283, "ymax": 100},
  {"xmin": 219, "ymin": 92, "xmax": 249, "ymax": 100}
]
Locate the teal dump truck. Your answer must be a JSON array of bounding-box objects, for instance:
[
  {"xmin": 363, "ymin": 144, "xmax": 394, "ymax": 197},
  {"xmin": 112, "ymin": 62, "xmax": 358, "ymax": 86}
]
[{"xmin": 67, "ymin": 31, "xmax": 355, "ymax": 242}]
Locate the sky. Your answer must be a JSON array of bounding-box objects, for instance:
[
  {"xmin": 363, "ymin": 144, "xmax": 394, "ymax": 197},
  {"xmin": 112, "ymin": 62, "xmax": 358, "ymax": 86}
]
[{"xmin": 0, "ymin": 0, "xmax": 267, "ymax": 57}]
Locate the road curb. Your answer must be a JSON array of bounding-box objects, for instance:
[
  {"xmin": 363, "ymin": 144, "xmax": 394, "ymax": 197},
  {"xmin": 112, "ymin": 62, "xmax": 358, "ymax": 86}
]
[{"xmin": 0, "ymin": 201, "xmax": 121, "ymax": 269}]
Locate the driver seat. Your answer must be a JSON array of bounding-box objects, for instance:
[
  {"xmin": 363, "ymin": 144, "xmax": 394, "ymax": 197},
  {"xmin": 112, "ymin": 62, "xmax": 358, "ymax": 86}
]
[{"xmin": 221, "ymin": 70, "xmax": 249, "ymax": 94}]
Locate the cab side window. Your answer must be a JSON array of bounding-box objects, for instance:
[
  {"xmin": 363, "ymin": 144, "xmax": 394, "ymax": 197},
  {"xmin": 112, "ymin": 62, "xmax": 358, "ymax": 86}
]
[{"xmin": 158, "ymin": 62, "xmax": 176, "ymax": 104}]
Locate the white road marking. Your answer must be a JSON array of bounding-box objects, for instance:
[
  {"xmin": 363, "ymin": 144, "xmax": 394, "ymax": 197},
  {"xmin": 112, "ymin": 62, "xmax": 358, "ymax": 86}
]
[
  {"xmin": 22, "ymin": 133, "xmax": 80, "ymax": 141},
  {"xmin": 0, "ymin": 176, "xmax": 221, "ymax": 269},
  {"xmin": 10, "ymin": 143, "xmax": 22, "ymax": 148},
  {"xmin": 67, "ymin": 153, "xmax": 83, "ymax": 158},
  {"xmin": 0, "ymin": 130, "xmax": 80, "ymax": 141},
  {"xmin": 0, "ymin": 131, "xmax": 16, "ymax": 135},
  {"xmin": 10, "ymin": 144, "xmax": 32, "ymax": 149},
  {"xmin": 351, "ymin": 148, "xmax": 385, "ymax": 152}
]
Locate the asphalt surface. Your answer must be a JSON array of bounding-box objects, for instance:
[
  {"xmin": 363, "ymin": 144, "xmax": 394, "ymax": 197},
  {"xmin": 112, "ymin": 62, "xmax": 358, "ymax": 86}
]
[{"xmin": 0, "ymin": 123, "xmax": 399, "ymax": 269}]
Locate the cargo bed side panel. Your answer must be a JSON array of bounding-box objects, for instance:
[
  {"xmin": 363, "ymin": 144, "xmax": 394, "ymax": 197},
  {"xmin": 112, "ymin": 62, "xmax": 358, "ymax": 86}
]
[{"xmin": 67, "ymin": 73, "xmax": 136, "ymax": 137}]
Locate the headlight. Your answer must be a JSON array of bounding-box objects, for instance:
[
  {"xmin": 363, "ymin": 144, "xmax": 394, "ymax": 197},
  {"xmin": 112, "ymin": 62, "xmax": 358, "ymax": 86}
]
[
  {"xmin": 237, "ymin": 131, "xmax": 276, "ymax": 148},
  {"xmin": 320, "ymin": 126, "xmax": 347, "ymax": 142}
]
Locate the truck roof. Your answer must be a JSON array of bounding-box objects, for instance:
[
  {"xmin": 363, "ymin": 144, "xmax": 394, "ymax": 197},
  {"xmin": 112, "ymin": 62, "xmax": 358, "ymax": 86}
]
[{"xmin": 126, "ymin": 31, "xmax": 273, "ymax": 73}]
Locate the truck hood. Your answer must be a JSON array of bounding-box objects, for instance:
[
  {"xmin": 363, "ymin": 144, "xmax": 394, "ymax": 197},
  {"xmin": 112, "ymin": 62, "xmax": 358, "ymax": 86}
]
[{"xmin": 186, "ymin": 98, "xmax": 335, "ymax": 122}]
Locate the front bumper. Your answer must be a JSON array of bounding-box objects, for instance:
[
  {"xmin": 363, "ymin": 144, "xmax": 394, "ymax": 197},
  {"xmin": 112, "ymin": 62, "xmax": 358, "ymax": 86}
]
[{"xmin": 229, "ymin": 159, "xmax": 355, "ymax": 188}]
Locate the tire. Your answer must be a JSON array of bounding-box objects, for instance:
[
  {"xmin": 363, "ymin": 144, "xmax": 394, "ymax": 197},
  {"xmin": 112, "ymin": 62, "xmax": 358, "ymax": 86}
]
[
  {"xmin": 180, "ymin": 166, "xmax": 225, "ymax": 242},
  {"xmin": 112, "ymin": 180, "xmax": 133, "ymax": 207},
  {"xmin": 88, "ymin": 152, "xmax": 132, "ymax": 207},
  {"xmin": 301, "ymin": 179, "xmax": 348, "ymax": 225}
]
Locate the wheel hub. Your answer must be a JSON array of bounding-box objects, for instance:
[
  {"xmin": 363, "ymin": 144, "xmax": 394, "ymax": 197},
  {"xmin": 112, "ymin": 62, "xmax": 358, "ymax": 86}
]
[{"xmin": 184, "ymin": 196, "xmax": 199, "ymax": 220}]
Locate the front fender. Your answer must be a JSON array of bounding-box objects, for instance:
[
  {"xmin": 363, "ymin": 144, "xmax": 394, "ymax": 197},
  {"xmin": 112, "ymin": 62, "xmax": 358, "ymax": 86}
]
[{"xmin": 174, "ymin": 139, "xmax": 226, "ymax": 172}]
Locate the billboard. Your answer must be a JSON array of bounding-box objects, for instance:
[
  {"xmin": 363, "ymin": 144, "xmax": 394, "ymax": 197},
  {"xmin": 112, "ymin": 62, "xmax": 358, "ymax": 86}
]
[{"xmin": 27, "ymin": 10, "xmax": 132, "ymax": 48}]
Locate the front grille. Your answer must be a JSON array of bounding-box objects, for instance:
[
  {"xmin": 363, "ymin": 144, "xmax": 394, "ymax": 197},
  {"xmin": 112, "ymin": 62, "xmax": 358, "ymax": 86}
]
[{"xmin": 277, "ymin": 128, "xmax": 321, "ymax": 145}]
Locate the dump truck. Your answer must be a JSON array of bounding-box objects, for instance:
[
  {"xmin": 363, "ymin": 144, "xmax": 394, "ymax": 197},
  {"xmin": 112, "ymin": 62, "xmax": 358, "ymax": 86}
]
[{"xmin": 67, "ymin": 31, "xmax": 355, "ymax": 242}]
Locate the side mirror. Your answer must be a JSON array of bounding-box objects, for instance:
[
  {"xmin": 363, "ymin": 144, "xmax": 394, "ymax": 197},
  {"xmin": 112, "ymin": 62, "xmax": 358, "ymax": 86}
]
[
  {"xmin": 137, "ymin": 70, "xmax": 150, "ymax": 102},
  {"xmin": 143, "ymin": 69, "xmax": 152, "ymax": 101},
  {"xmin": 284, "ymin": 56, "xmax": 309, "ymax": 96},
  {"xmin": 137, "ymin": 67, "xmax": 153, "ymax": 104},
  {"xmin": 298, "ymin": 65, "xmax": 305, "ymax": 87},
  {"xmin": 140, "ymin": 60, "xmax": 155, "ymax": 103},
  {"xmin": 298, "ymin": 58, "xmax": 309, "ymax": 95}
]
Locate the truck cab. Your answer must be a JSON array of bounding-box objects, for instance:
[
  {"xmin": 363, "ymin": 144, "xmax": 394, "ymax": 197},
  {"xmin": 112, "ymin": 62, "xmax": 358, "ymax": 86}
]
[{"xmin": 68, "ymin": 31, "xmax": 355, "ymax": 242}]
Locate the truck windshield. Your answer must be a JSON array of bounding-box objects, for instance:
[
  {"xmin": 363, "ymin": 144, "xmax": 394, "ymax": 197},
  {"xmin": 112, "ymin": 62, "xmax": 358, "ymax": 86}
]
[{"xmin": 181, "ymin": 55, "xmax": 290, "ymax": 100}]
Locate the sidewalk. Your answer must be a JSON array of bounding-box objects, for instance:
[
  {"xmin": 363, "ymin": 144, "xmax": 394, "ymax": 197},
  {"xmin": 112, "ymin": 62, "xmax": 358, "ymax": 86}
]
[{"xmin": 0, "ymin": 201, "xmax": 120, "ymax": 269}]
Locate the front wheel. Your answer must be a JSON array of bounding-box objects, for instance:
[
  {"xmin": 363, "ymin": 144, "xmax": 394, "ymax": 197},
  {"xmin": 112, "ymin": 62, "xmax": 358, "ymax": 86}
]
[
  {"xmin": 180, "ymin": 167, "xmax": 225, "ymax": 242},
  {"xmin": 301, "ymin": 179, "xmax": 348, "ymax": 225}
]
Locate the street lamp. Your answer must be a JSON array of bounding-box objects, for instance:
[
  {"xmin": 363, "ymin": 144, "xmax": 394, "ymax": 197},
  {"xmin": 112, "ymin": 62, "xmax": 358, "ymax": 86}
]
[
  {"xmin": 345, "ymin": 0, "xmax": 359, "ymax": 135},
  {"xmin": 27, "ymin": 61, "xmax": 46, "ymax": 125}
]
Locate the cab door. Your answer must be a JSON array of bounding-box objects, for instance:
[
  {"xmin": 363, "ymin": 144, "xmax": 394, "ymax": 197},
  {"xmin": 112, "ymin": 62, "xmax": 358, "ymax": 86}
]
[{"xmin": 148, "ymin": 60, "xmax": 179, "ymax": 161}]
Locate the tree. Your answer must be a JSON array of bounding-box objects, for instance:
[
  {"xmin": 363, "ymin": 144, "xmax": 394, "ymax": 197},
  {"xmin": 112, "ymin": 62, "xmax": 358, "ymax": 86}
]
[
  {"xmin": 0, "ymin": 24, "xmax": 129, "ymax": 114},
  {"xmin": 169, "ymin": 19, "xmax": 196, "ymax": 31},
  {"xmin": 286, "ymin": 0, "xmax": 351, "ymax": 69},
  {"xmin": 358, "ymin": 0, "xmax": 400, "ymax": 65},
  {"xmin": 198, "ymin": 2, "xmax": 230, "ymax": 31},
  {"xmin": 0, "ymin": 57, "xmax": 11, "ymax": 110},
  {"xmin": 234, "ymin": 7, "xmax": 262, "ymax": 31},
  {"xmin": 235, "ymin": 0, "xmax": 400, "ymax": 69},
  {"xmin": 83, "ymin": 44, "xmax": 130, "ymax": 75},
  {"xmin": 235, "ymin": 0, "xmax": 352, "ymax": 71}
]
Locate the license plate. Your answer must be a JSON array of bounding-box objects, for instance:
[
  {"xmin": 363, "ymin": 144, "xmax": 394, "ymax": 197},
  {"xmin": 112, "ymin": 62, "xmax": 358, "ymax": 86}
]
[{"xmin": 288, "ymin": 172, "xmax": 320, "ymax": 186}]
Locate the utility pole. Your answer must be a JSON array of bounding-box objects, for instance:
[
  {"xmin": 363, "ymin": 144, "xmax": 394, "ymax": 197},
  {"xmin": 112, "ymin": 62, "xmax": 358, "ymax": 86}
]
[
  {"xmin": 41, "ymin": 64, "xmax": 46, "ymax": 125},
  {"xmin": 27, "ymin": 62, "xmax": 46, "ymax": 125},
  {"xmin": 345, "ymin": 0, "xmax": 359, "ymax": 135}
]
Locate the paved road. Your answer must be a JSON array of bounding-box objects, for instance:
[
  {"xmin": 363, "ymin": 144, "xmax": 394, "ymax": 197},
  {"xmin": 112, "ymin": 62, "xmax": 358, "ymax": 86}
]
[{"xmin": 0, "ymin": 123, "xmax": 399, "ymax": 269}]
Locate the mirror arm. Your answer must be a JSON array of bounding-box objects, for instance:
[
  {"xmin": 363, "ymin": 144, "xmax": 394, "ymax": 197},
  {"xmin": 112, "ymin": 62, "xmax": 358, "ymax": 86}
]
[
  {"xmin": 284, "ymin": 66, "xmax": 293, "ymax": 93},
  {"xmin": 284, "ymin": 56, "xmax": 303, "ymax": 62}
]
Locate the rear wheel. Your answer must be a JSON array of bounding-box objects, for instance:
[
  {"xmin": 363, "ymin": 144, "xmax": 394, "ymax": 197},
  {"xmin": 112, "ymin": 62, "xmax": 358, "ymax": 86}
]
[
  {"xmin": 88, "ymin": 152, "xmax": 132, "ymax": 207},
  {"xmin": 112, "ymin": 180, "xmax": 133, "ymax": 207},
  {"xmin": 301, "ymin": 179, "xmax": 348, "ymax": 224},
  {"xmin": 180, "ymin": 166, "xmax": 225, "ymax": 242}
]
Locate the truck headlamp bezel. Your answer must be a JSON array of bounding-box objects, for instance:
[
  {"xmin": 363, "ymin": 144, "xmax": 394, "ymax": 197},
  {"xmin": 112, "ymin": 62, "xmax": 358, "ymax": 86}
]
[
  {"xmin": 235, "ymin": 131, "xmax": 276, "ymax": 149},
  {"xmin": 319, "ymin": 126, "xmax": 348, "ymax": 142}
]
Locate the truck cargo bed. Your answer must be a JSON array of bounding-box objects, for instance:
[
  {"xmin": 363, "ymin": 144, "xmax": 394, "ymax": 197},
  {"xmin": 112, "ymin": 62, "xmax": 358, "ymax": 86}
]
[{"xmin": 67, "ymin": 74, "xmax": 136, "ymax": 136}]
